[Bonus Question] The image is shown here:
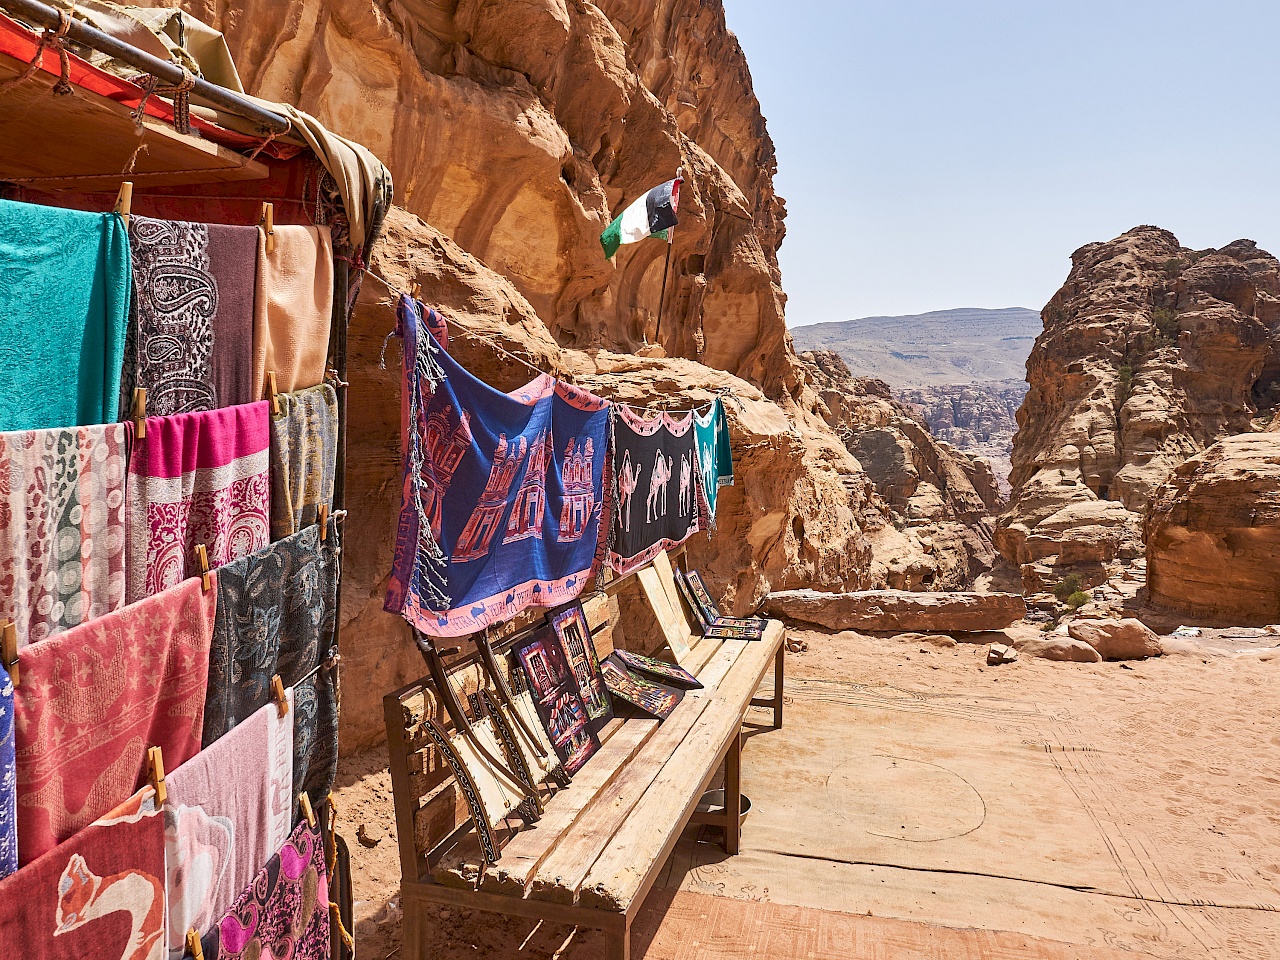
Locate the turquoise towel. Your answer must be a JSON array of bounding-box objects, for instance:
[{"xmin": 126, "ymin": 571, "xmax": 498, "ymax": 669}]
[{"xmin": 0, "ymin": 198, "xmax": 131, "ymax": 431}]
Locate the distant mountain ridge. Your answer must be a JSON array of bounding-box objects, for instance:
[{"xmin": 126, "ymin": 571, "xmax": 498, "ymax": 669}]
[{"xmin": 789, "ymin": 307, "xmax": 1042, "ymax": 387}]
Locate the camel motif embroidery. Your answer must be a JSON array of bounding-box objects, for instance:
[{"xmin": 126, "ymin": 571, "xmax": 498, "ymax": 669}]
[
  {"xmin": 55, "ymin": 852, "xmax": 165, "ymax": 960},
  {"xmin": 504, "ymin": 430, "xmax": 551, "ymax": 544},
  {"xmin": 678, "ymin": 453, "xmax": 693, "ymax": 517},
  {"xmin": 453, "ymin": 434, "xmax": 527, "ymax": 562},
  {"xmin": 557, "ymin": 438, "xmax": 595, "ymax": 542},
  {"xmin": 646, "ymin": 450, "xmax": 672, "ymax": 523},
  {"xmin": 419, "ymin": 403, "xmax": 472, "ymax": 541},
  {"xmin": 617, "ymin": 449, "xmax": 642, "ymax": 533}
]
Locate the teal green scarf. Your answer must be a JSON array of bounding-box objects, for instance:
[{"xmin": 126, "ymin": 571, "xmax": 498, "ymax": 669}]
[{"xmin": 0, "ymin": 198, "xmax": 131, "ymax": 431}]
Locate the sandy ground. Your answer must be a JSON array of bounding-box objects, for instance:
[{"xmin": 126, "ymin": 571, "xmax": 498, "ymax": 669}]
[{"xmin": 334, "ymin": 626, "xmax": 1280, "ymax": 959}]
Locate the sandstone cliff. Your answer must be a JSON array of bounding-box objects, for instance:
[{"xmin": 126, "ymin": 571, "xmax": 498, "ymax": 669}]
[
  {"xmin": 998, "ymin": 226, "xmax": 1280, "ymax": 583},
  {"xmin": 901, "ymin": 381, "xmax": 1027, "ymax": 494},
  {"xmin": 798, "ymin": 350, "xmax": 999, "ymax": 591}
]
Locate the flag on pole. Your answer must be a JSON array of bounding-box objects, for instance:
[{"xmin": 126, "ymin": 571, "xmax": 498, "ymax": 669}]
[{"xmin": 600, "ymin": 176, "xmax": 682, "ymax": 260}]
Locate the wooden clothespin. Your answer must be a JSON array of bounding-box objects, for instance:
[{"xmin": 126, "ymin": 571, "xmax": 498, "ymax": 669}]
[
  {"xmin": 271, "ymin": 674, "xmax": 288, "ymax": 718},
  {"xmin": 1, "ymin": 620, "xmax": 18, "ymax": 687},
  {"xmin": 266, "ymin": 371, "xmax": 280, "ymax": 416},
  {"xmin": 114, "ymin": 181, "xmax": 133, "ymax": 229},
  {"xmin": 299, "ymin": 791, "xmax": 317, "ymax": 828},
  {"xmin": 185, "ymin": 928, "xmax": 205, "ymax": 960},
  {"xmin": 260, "ymin": 202, "xmax": 275, "ymax": 254},
  {"xmin": 148, "ymin": 745, "xmax": 167, "ymax": 805},
  {"xmin": 410, "ymin": 280, "xmax": 422, "ymax": 301},
  {"xmin": 318, "ymin": 504, "xmax": 329, "ymax": 541},
  {"xmin": 195, "ymin": 543, "xmax": 212, "ymax": 593},
  {"xmin": 131, "ymin": 388, "xmax": 147, "ymax": 440}
]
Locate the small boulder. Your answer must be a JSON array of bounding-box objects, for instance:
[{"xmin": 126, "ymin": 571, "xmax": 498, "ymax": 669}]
[
  {"xmin": 891, "ymin": 632, "xmax": 957, "ymax": 649},
  {"xmin": 1015, "ymin": 635, "xmax": 1103, "ymax": 663},
  {"xmin": 1067, "ymin": 618, "xmax": 1162, "ymax": 660},
  {"xmin": 986, "ymin": 643, "xmax": 1018, "ymax": 665}
]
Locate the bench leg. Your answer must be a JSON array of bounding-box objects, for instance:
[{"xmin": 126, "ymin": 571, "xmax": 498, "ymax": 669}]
[
  {"xmin": 724, "ymin": 728, "xmax": 742, "ymax": 855},
  {"xmin": 608, "ymin": 915, "xmax": 632, "ymax": 960},
  {"xmin": 402, "ymin": 894, "xmax": 428, "ymax": 960},
  {"xmin": 773, "ymin": 643, "xmax": 785, "ymax": 729}
]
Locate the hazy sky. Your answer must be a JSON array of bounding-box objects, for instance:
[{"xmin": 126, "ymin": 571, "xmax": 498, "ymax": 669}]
[{"xmin": 723, "ymin": 0, "xmax": 1280, "ymax": 326}]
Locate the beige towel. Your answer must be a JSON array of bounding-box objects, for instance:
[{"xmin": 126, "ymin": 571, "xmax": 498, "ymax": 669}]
[{"xmin": 252, "ymin": 225, "xmax": 334, "ymax": 399}]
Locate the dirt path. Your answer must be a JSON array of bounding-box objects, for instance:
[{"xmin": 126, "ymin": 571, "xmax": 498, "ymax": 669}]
[{"xmin": 334, "ymin": 627, "xmax": 1280, "ymax": 959}]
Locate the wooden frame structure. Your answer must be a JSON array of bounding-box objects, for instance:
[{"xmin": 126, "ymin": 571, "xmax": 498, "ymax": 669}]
[{"xmin": 384, "ymin": 551, "xmax": 786, "ymax": 960}]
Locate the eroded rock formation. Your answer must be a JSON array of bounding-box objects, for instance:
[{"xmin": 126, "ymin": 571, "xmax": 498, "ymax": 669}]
[
  {"xmin": 901, "ymin": 381, "xmax": 1027, "ymax": 494},
  {"xmin": 998, "ymin": 226, "xmax": 1280, "ymax": 584},
  {"xmin": 799, "ymin": 350, "xmax": 999, "ymax": 590},
  {"xmin": 764, "ymin": 589, "xmax": 1027, "ymax": 633},
  {"xmin": 1145, "ymin": 433, "xmax": 1280, "ymax": 625}
]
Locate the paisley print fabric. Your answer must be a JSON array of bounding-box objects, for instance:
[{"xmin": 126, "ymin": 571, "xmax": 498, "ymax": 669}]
[
  {"xmin": 14, "ymin": 578, "xmax": 215, "ymax": 866},
  {"xmin": 211, "ymin": 819, "xmax": 329, "ymax": 960},
  {"xmin": 270, "ymin": 384, "xmax": 338, "ymax": 541},
  {"xmin": 121, "ymin": 216, "xmax": 257, "ymax": 417},
  {"xmin": 204, "ymin": 519, "xmax": 339, "ymax": 807},
  {"xmin": 0, "ymin": 423, "xmax": 128, "ymax": 648},
  {"xmin": 126, "ymin": 401, "xmax": 271, "ymax": 604},
  {"xmin": 0, "ymin": 787, "xmax": 166, "ymax": 960},
  {"xmin": 0, "ymin": 665, "xmax": 15, "ymax": 880},
  {"xmin": 164, "ymin": 697, "xmax": 293, "ymax": 958}
]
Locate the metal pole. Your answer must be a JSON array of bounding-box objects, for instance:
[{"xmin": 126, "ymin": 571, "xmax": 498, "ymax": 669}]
[
  {"xmin": 0, "ymin": 0, "xmax": 291, "ymax": 135},
  {"xmin": 652, "ymin": 228, "xmax": 674, "ymax": 345}
]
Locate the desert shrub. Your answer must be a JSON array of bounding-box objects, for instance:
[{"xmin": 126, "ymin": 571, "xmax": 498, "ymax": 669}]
[
  {"xmin": 1163, "ymin": 258, "xmax": 1184, "ymax": 278},
  {"xmin": 1052, "ymin": 573, "xmax": 1083, "ymax": 601},
  {"xmin": 1066, "ymin": 590, "xmax": 1091, "ymax": 610},
  {"xmin": 1152, "ymin": 306, "xmax": 1180, "ymax": 341},
  {"xmin": 1043, "ymin": 302, "xmax": 1068, "ymax": 325},
  {"xmin": 1116, "ymin": 363, "xmax": 1133, "ymax": 402}
]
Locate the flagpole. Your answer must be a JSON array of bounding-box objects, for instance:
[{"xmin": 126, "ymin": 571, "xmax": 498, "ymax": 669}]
[{"xmin": 652, "ymin": 227, "xmax": 674, "ymax": 346}]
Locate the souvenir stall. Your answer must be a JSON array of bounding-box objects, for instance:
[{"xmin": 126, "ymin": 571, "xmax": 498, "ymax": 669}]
[{"xmin": 0, "ymin": 2, "xmax": 390, "ymax": 957}]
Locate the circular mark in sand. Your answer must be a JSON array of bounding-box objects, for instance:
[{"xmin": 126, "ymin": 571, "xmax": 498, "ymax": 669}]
[{"xmin": 828, "ymin": 754, "xmax": 986, "ymax": 842}]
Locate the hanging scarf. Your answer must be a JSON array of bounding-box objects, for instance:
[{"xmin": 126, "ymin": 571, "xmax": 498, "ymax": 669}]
[
  {"xmin": 14, "ymin": 577, "xmax": 215, "ymax": 866},
  {"xmin": 607, "ymin": 405, "xmax": 706, "ymax": 573},
  {"xmin": 0, "ymin": 423, "xmax": 128, "ymax": 648},
  {"xmin": 209, "ymin": 820, "xmax": 329, "ymax": 960},
  {"xmin": 204, "ymin": 518, "xmax": 339, "ymax": 808},
  {"xmin": 165, "ymin": 697, "xmax": 294, "ymax": 956},
  {"xmin": 694, "ymin": 398, "xmax": 734, "ymax": 521},
  {"xmin": 252, "ymin": 225, "xmax": 334, "ymax": 399},
  {"xmin": 126, "ymin": 401, "xmax": 271, "ymax": 603},
  {"xmin": 121, "ymin": 215, "xmax": 258, "ymax": 417},
  {"xmin": 385, "ymin": 296, "xmax": 611, "ymax": 637},
  {"xmin": 0, "ymin": 787, "xmax": 165, "ymax": 959},
  {"xmin": 0, "ymin": 666, "xmax": 13, "ymax": 880},
  {"xmin": 0, "ymin": 198, "xmax": 131, "ymax": 433},
  {"xmin": 269, "ymin": 383, "xmax": 338, "ymax": 541}
]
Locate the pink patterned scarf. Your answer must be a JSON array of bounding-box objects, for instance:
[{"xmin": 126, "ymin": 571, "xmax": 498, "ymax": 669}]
[
  {"xmin": 0, "ymin": 423, "xmax": 128, "ymax": 648},
  {"xmin": 126, "ymin": 401, "xmax": 270, "ymax": 603}
]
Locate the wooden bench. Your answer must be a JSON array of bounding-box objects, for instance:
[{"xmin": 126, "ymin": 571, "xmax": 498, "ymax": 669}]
[{"xmin": 384, "ymin": 552, "xmax": 786, "ymax": 960}]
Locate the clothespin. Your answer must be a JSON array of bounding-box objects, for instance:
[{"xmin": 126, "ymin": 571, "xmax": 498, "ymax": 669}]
[
  {"xmin": 271, "ymin": 674, "xmax": 288, "ymax": 718},
  {"xmin": 266, "ymin": 371, "xmax": 280, "ymax": 416},
  {"xmin": 410, "ymin": 281, "xmax": 422, "ymax": 301},
  {"xmin": 318, "ymin": 504, "xmax": 329, "ymax": 541},
  {"xmin": 185, "ymin": 929, "xmax": 205, "ymax": 960},
  {"xmin": 260, "ymin": 202, "xmax": 275, "ymax": 254},
  {"xmin": 299, "ymin": 791, "xmax": 317, "ymax": 828},
  {"xmin": 131, "ymin": 388, "xmax": 147, "ymax": 440},
  {"xmin": 195, "ymin": 543, "xmax": 212, "ymax": 593},
  {"xmin": 148, "ymin": 746, "xmax": 167, "ymax": 806},
  {"xmin": 1, "ymin": 620, "xmax": 18, "ymax": 687},
  {"xmin": 114, "ymin": 181, "xmax": 133, "ymax": 229}
]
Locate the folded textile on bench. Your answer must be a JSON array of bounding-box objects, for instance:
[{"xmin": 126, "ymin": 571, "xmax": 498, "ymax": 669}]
[
  {"xmin": 0, "ymin": 787, "xmax": 165, "ymax": 959},
  {"xmin": 0, "ymin": 422, "xmax": 128, "ymax": 648},
  {"xmin": 208, "ymin": 819, "xmax": 329, "ymax": 960},
  {"xmin": 204, "ymin": 519, "xmax": 339, "ymax": 808},
  {"xmin": 694, "ymin": 398, "xmax": 734, "ymax": 520},
  {"xmin": 126, "ymin": 401, "xmax": 271, "ymax": 603},
  {"xmin": 121, "ymin": 215, "xmax": 258, "ymax": 417},
  {"xmin": 14, "ymin": 578, "xmax": 215, "ymax": 866},
  {"xmin": 165, "ymin": 696, "xmax": 294, "ymax": 957},
  {"xmin": 386, "ymin": 296, "xmax": 611, "ymax": 637},
  {"xmin": 0, "ymin": 198, "xmax": 130, "ymax": 433},
  {"xmin": 608, "ymin": 405, "xmax": 707, "ymax": 573}
]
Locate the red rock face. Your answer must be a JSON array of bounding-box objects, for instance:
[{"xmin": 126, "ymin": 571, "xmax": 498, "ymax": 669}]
[
  {"xmin": 998, "ymin": 226, "xmax": 1280, "ymax": 575},
  {"xmin": 1145, "ymin": 434, "xmax": 1280, "ymax": 626}
]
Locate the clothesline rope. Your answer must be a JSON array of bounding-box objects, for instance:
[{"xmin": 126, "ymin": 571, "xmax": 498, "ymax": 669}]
[{"xmin": 362, "ymin": 265, "xmax": 734, "ymax": 417}]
